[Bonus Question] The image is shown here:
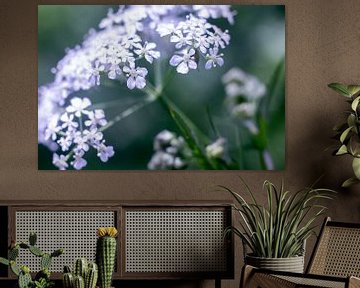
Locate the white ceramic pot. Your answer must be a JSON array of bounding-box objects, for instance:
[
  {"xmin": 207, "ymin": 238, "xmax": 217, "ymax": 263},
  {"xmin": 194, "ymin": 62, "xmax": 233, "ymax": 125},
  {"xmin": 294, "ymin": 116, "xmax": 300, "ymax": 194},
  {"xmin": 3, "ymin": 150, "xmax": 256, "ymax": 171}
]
[{"xmin": 245, "ymin": 254, "xmax": 305, "ymax": 273}]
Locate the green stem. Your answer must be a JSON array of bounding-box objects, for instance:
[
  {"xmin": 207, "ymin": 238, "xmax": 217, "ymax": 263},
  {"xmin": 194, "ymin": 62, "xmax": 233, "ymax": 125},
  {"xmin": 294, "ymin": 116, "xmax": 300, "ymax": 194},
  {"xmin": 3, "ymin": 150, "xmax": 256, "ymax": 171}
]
[
  {"xmin": 99, "ymin": 94, "xmax": 158, "ymax": 132},
  {"xmin": 146, "ymin": 83, "xmax": 210, "ymax": 143}
]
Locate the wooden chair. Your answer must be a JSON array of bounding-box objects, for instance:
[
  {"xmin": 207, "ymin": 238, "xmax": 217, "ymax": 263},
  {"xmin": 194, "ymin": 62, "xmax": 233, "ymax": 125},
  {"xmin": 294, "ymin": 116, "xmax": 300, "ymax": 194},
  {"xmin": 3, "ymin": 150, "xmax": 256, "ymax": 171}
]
[{"xmin": 241, "ymin": 217, "xmax": 360, "ymax": 288}]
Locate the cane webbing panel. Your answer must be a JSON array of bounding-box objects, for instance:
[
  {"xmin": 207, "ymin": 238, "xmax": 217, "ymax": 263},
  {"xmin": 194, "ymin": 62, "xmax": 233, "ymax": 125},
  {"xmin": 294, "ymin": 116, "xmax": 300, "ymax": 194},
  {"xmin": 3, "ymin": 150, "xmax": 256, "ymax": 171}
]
[
  {"xmin": 277, "ymin": 275, "xmax": 345, "ymax": 288},
  {"xmin": 309, "ymin": 226, "xmax": 360, "ymax": 277},
  {"xmin": 15, "ymin": 211, "xmax": 115, "ymax": 272},
  {"xmin": 125, "ymin": 210, "xmax": 227, "ymax": 273}
]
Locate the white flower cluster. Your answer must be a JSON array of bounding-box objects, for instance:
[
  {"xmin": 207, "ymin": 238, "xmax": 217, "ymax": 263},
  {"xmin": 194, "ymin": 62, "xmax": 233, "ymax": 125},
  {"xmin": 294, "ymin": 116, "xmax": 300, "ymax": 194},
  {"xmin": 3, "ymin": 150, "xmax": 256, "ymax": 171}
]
[
  {"xmin": 47, "ymin": 97, "xmax": 114, "ymax": 170},
  {"xmin": 159, "ymin": 14, "xmax": 231, "ymax": 73},
  {"xmin": 38, "ymin": 5, "xmax": 235, "ymax": 169},
  {"xmin": 206, "ymin": 137, "xmax": 227, "ymax": 159},
  {"xmin": 222, "ymin": 68, "xmax": 266, "ymax": 134},
  {"xmin": 148, "ymin": 130, "xmax": 186, "ymax": 170}
]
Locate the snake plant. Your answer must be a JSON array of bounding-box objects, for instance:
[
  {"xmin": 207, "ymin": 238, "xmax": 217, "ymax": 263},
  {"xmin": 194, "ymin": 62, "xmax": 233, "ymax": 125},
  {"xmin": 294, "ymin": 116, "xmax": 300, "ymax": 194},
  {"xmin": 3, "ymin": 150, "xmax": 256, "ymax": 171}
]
[{"xmin": 222, "ymin": 179, "xmax": 335, "ymax": 258}]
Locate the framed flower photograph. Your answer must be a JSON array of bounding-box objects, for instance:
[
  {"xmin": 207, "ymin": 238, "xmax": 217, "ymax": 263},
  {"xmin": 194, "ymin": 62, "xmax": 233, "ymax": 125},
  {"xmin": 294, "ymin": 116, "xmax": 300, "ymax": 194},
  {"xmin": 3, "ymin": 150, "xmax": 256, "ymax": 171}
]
[{"xmin": 38, "ymin": 5, "xmax": 285, "ymax": 170}]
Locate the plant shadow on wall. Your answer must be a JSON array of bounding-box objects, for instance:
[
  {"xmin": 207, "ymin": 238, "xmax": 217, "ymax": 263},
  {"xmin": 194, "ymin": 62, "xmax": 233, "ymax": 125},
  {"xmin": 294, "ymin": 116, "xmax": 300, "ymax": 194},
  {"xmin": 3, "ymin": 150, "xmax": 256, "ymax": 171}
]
[{"xmin": 38, "ymin": 5, "xmax": 285, "ymax": 170}]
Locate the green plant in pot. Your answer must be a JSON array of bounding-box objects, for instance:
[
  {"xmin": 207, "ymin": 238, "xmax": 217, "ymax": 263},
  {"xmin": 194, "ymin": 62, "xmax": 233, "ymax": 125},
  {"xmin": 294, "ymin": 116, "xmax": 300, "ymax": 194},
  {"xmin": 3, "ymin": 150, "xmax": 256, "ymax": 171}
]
[
  {"xmin": 222, "ymin": 179, "xmax": 334, "ymax": 273},
  {"xmin": 328, "ymin": 83, "xmax": 360, "ymax": 187}
]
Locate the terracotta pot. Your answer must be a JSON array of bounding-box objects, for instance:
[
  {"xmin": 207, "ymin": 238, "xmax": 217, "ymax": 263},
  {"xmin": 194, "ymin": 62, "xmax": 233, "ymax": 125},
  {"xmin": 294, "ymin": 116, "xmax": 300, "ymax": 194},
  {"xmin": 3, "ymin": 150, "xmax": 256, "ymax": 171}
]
[{"xmin": 245, "ymin": 254, "xmax": 305, "ymax": 273}]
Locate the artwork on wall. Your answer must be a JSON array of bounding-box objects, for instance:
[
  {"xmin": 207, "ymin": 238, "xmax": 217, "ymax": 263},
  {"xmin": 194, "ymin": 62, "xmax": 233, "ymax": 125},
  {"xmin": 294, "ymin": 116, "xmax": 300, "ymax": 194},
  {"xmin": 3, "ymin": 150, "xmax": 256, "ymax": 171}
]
[{"xmin": 38, "ymin": 5, "xmax": 285, "ymax": 170}]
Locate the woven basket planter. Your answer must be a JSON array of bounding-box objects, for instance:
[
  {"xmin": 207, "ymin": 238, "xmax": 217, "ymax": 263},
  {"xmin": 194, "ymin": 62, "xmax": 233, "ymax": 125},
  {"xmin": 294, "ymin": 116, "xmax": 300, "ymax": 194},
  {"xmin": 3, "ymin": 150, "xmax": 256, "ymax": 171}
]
[{"xmin": 245, "ymin": 254, "xmax": 305, "ymax": 273}]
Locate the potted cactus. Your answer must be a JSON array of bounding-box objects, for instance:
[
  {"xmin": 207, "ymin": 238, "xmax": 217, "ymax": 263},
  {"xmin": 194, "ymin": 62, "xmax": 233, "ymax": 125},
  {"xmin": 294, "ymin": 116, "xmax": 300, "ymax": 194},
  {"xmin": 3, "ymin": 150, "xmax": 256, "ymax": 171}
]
[
  {"xmin": 96, "ymin": 227, "xmax": 118, "ymax": 288},
  {"xmin": 62, "ymin": 258, "xmax": 98, "ymax": 288},
  {"xmin": 0, "ymin": 232, "xmax": 63, "ymax": 288}
]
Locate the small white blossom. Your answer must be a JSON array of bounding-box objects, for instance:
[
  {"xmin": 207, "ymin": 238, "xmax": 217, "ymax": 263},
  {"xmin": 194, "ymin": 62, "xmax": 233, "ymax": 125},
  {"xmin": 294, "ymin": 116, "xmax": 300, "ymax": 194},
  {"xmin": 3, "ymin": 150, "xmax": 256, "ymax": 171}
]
[
  {"xmin": 205, "ymin": 47, "xmax": 224, "ymax": 70},
  {"xmin": 206, "ymin": 138, "xmax": 227, "ymax": 159},
  {"xmin": 170, "ymin": 48, "xmax": 197, "ymax": 74},
  {"xmin": 44, "ymin": 115, "xmax": 60, "ymax": 141},
  {"xmin": 170, "ymin": 31, "xmax": 193, "ymax": 49},
  {"xmin": 83, "ymin": 128, "xmax": 103, "ymax": 145},
  {"xmin": 57, "ymin": 135, "xmax": 72, "ymax": 152},
  {"xmin": 74, "ymin": 132, "xmax": 90, "ymax": 152},
  {"xmin": 60, "ymin": 112, "xmax": 78, "ymax": 131},
  {"xmin": 52, "ymin": 153, "xmax": 68, "ymax": 170},
  {"xmin": 148, "ymin": 130, "xmax": 187, "ymax": 170},
  {"xmin": 85, "ymin": 109, "xmax": 107, "ymax": 128},
  {"xmin": 134, "ymin": 42, "xmax": 160, "ymax": 64},
  {"xmin": 66, "ymin": 97, "xmax": 92, "ymax": 117},
  {"xmin": 123, "ymin": 62, "xmax": 148, "ymax": 89},
  {"xmin": 231, "ymin": 102, "xmax": 257, "ymax": 118},
  {"xmin": 156, "ymin": 22, "xmax": 176, "ymax": 37},
  {"xmin": 148, "ymin": 151, "xmax": 185, "ymax": 170}
]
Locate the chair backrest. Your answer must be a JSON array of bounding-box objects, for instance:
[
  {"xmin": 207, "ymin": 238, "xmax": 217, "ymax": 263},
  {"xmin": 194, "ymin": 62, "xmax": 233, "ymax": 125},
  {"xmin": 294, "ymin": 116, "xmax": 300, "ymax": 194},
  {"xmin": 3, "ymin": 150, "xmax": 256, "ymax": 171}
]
[{"xmin": 307, "ymin": 217, "xmax": 360, "ymax": 277}]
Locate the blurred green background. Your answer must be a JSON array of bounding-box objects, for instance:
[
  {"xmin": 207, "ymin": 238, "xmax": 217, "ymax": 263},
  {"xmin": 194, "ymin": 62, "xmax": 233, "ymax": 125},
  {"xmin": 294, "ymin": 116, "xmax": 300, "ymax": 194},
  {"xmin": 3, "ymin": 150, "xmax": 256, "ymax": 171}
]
[{"xmin": 38, "ymin": 5, "xmax": 285, "ymax": 170}]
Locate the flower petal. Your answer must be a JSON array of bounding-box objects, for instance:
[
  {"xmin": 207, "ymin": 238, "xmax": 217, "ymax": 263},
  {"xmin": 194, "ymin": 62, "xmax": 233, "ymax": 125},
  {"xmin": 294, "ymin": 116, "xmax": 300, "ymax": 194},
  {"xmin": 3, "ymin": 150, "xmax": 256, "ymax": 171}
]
[
  {"xmin": 135, "ymin": 77, "xmax": 146, "ymax": 89},
  {"xmin": 169, "ymin": 55, "xmax": 183, "ymax": 67},
  {"xmin": 188, "ymin": 60, "xmax": 197, "ymax": 70},
  {"xmin": 127, "ymin": 77, "xmax": 136, "ymax": 90},
  {"xmin": 216, "ymin": 57, "xmax": 224, "ymax": 67},
  {"xmin": 205, "ymin": 60, "xmax": 213, "ymax": 70},
  {"xmin": 177, "ymin": 62, "xmax": 189, "ymax": 74}
]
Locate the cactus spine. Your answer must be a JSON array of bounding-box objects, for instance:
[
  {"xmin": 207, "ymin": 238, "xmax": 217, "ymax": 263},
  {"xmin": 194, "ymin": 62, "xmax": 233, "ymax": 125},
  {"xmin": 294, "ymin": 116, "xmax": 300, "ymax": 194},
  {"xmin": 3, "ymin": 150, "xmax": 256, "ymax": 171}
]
[{"xmin": 96, "ymin": 227, "xmax": 118, "ymax": 288}]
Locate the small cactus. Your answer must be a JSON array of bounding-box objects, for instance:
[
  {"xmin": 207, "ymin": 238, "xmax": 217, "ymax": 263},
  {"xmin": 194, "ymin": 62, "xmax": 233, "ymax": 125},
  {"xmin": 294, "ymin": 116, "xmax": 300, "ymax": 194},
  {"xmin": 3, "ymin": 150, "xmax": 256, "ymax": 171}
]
[
  {"xmin": 74, "ymin": 275, "xmax": 85, "ymax": 288},
  {"xmin": 85, "ymin": 263, "xmax": 98, "ymax": 288},
  {"xmin": 63, "ymin": 259, "xmax": 98, "ymax": 288},
  {"xmin": 96, "ymin": 227, "xmax": 118, "ymax": 288},
  {"xmin": 0, "ymin": 232, "xmax": 63, "ymax": 288},
  {"xmin": 74, "ymin": 258, "xmax": 88, "ymax": 279}
]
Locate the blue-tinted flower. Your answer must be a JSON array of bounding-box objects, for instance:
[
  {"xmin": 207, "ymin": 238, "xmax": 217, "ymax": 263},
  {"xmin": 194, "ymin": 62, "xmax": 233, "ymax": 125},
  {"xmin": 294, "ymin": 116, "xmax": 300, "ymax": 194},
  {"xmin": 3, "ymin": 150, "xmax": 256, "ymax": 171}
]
[
  {"xmin": 83, "ymin": 128, "xmax": 103, "ymax": 145},
  {"xmin": 71, "ymin": 150, "xmax": 87, "ymax": 170},
  {"xmin": 97, "ymin": 142, "xmax": 115, "ymax": 162},
  {"xmin": 148, "ymin": 151, "xmax": 185, "ymax": 170},
  {"xmin": 57, "ymin": 135, "xmax": 72, "ymax": 152},
  {"xmin": 52, "ymin": 153, "xmax": 68, "ymax": 170},
  {"xmin": 205, "ymin": 47, "xmax": 224, "ymax": 69},
  {"xmin": 85, "ymin": 109, "xmax": 107, "ymax": 128},
  {"xmin": 170, "ymin": 31, "xmax": 192, "ymax": 49},
  {"xmin": 74, "ymin": 132, "xmax": 90, "ymax": 152},
  {"xmin": 170, "ymin": 48, "xmax": 197, "ymax": 74},
  {"xmin": 134, "ymin": 42, "xmax": 160, "ymax": 64},
  {"xmin": 123, "ymin": 62, "xmax": 148, "ymax": 89},
  {"xmin": 148, "ymin": 130, "xmax": 187, "ymax": 170}
]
